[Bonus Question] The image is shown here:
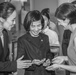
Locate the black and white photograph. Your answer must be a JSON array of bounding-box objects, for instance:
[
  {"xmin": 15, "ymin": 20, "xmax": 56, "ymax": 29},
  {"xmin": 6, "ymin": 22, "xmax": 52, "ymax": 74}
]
[{"xmin": 0, "ymin": 0, "xmax": 76, "ymax": 75}]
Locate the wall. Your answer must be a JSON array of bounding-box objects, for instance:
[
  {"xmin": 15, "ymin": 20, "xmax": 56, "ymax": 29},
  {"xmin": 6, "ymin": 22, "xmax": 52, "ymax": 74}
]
[
  {"xmin": 33, "ymin": 0, "xmax": 58, "ymax": 25},
  {"xmin": 58, "ymin": 0, "xmax": 75, "ymax": 6},
  {"xmin": 34, "ymin": 0, "xmax": 58, "ymax": 13},
  {"xmin": 0, "ymin": 0, "xmax": 5, "ymax": 3}
]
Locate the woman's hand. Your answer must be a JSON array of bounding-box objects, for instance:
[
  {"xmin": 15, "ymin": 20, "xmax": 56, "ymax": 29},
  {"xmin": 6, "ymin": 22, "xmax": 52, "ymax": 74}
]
[
  {"xmin": 43, "ymin": 59, "xmax": 50, "ymax": 67},
  {"xmin": 52, "ymin": 56, "xmax": 66, "ymax": 64},
  {"xmin": 17, "ymin": 56, "xmax": 32, "ymax": 69},
  {"xmin": 45, "ymin": 64, "xmax": 60, "ymax": 71},
  {"xmin": 32, "ymin": 59, "xmax": 41, "ymax": 65},
  {"xmin": 32, "ymin": 58, "xmax": 46, "ymax": 65}
]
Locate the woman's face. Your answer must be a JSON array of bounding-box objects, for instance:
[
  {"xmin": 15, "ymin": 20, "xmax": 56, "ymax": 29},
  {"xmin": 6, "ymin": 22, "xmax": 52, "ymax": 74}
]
[
  {"xmin": 30, "ymin": 20, "xmax": 42, "ymax": 37},
  {"xmin": 57, "ymin": 18, "xmax": 69, "ymax": 28},
  {"xmin": 3, "ymin": 11, "xmax": 16, "ymax": 31}
]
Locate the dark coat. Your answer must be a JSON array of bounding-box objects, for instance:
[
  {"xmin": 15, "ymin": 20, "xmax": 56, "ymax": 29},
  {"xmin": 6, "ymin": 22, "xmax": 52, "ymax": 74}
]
[
  {"xmin": 17, "ymin": 32, "xmax": 53, "ymax": 75},
  {"xmin": 62, "ymin": 29, "xmax": 72, "ymax": 56},
  {"xmin": 0, "ymin": 29, "xmax": 17, "ymax": 75}
]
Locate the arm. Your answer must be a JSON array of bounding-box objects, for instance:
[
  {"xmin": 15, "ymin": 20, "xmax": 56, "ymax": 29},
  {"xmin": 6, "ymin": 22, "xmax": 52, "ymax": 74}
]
[
  {"xmin": 0, "ymin": 57, "xmax": 31, "ymax": 73},
  {"xmin": 17, "ymin": 38, "xmax": 36, "ymax": 71},
  {"xmin": 52, "ymin": 56, "xmax": 68, "ymax": 64},
  {"xmin": 59, "ymin": 64, "xmax": 76, "ymax": 72},
  {"xmin": 46, "ymin": 36, "xmax": 54, "ymax": 60},
  {"xmin": 50, "ymin": 31, "xmax": 60, "ymax": 53},
  {"xmin": 46, "ymin": 63, "xmax": 76, "ymax": 72},
  {"xmin": 0, "ymin": 61, "xmax": 17, "ymax": 72},
  {"xmin": 51, "ymin": 31, "xmax": 60, "ymax": 46}
]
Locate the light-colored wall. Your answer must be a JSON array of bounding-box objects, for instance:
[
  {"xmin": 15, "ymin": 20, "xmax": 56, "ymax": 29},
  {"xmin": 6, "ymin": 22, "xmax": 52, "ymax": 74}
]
[
  {"xmin": 34, "ymin": 0, "xmax": 58, "ymax": 13},
  {"xmin": 0, "ymin": 0, "xmax": 5, "ymax": 3}
]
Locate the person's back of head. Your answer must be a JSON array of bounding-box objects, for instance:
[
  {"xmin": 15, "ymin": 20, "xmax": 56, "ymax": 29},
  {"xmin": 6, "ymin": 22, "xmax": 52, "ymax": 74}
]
[
  {"xmin": 41, "ymin": 8, "xmax": 50, "ymax": 20},
  {"xmin": 23, "ymin": 10, "xmax": 44, "ymax": 31},
  {"xmin": 41, "ymin": 8, "xmax": 50, "ymax": 14},
  {"xmin": 0, "ymin": 2, "xmax": 16, "ymax": 20}
]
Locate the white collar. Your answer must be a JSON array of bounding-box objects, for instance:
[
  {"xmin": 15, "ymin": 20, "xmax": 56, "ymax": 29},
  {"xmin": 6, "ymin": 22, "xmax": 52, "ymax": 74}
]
[{"xmin": 42, "ymin": 26, "xmax": 49, "ymax": 33}]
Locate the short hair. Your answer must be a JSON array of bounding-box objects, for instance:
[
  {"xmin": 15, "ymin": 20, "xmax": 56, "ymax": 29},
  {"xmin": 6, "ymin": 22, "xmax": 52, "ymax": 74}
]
[
  {"xmin": 71, "ymin": 1, "xmax": 76, "ymax": 4},
  {"xmin": 23, "ymin": 10, "xmax": 44, "ymax": 31},
  {"xmin": 67, "ymin": 9, "xmax": 76, "ymax": 24},
  {"xmin": 55, "ymin": 3, "xmax": 75, "ymax": 20},
  {"xmin": 0, "ymin": 2, "xmax": 16, "ymax": 19},
  {"xmin": 41, "ymin": 8, "xmax": 50, "ymax": 20}
]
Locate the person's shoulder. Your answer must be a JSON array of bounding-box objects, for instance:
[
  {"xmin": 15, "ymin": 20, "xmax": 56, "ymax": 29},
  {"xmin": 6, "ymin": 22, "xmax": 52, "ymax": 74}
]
[
  {"xmin": 49, "ymin": 21, "xmax": 56, "ymax": 30},
  {"xmin": 48, "ymin": 29, "xmax": 58, "ymax": 38},
  {"xmin": 18, "ymin": 33, "xmax": 27, "ymax": 41},
  {"xmin": 40, "ymin": 33, "xmax": 48, "ymax": 37},
  {"xmin": 49, "ymin": 28, "xmax": 57, "ymax": 34},
  {"xmin": 40, "ymin": 33, "xmax": 49, "ymax": 40}
]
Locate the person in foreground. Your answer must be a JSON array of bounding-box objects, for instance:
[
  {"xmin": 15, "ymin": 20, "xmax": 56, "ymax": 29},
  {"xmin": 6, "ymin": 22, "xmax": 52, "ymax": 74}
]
[
  {"xmin": 46, "ymin": 3, "xmax": 76, "ymax": 75},
  {"xmin": 17, "ymin": 10, "xmax": 53, "ymax": 75},
  {"xmin": 0, "ymin": 2, "xmax": 32, "ymax": 75}
]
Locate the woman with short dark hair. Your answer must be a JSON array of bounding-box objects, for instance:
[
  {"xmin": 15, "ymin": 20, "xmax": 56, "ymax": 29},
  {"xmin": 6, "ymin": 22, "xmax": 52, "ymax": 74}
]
[
  {"xmin": 46, "ymin": 3, "xmax": 76, "ymax": 75},
  {"xmin": 17, "ymin": 10, "xmax": 53, "ymax": 75}
]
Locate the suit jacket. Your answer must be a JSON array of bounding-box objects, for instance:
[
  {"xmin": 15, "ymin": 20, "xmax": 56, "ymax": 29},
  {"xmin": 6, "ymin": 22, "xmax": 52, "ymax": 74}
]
[
  {"xmin": 0, "ymin": 29, "xmax": 17, "ymax": 75},
  {"xmin": 17, "ymin": 32, "xmax": 53, "ymax": 75}
]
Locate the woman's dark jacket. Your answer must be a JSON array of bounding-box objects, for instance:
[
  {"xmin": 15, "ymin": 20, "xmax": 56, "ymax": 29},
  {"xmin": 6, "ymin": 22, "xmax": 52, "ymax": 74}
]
[{"xmin": 17, "ymin": 32, "xmax": 53, "ymax": 75}]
